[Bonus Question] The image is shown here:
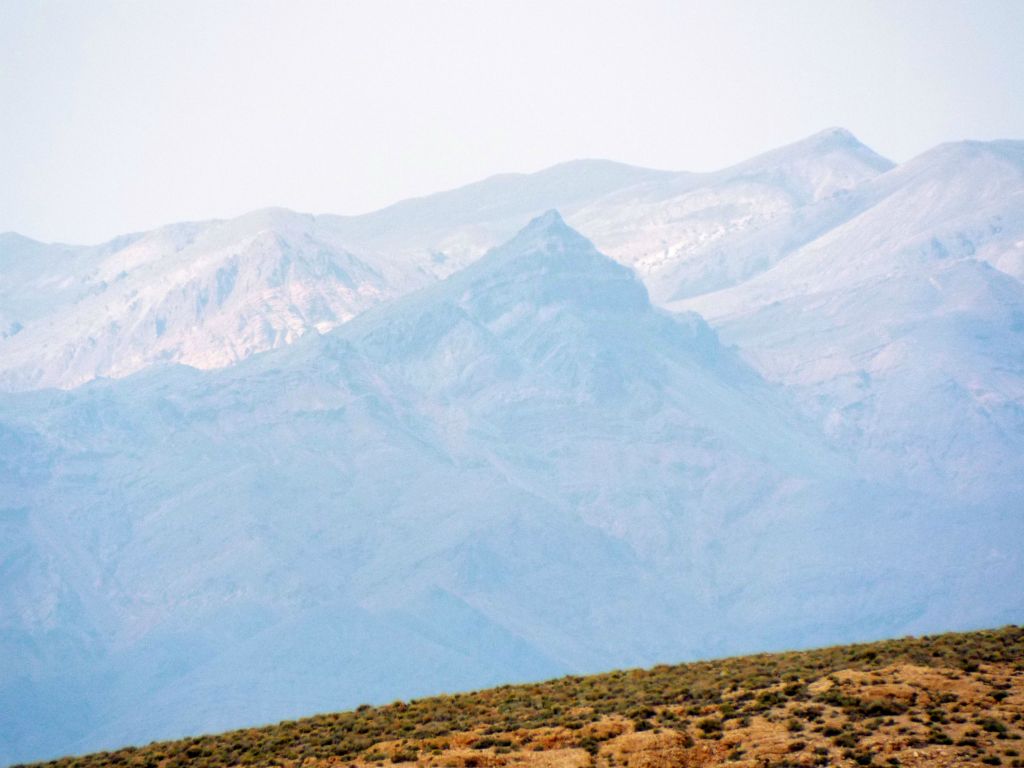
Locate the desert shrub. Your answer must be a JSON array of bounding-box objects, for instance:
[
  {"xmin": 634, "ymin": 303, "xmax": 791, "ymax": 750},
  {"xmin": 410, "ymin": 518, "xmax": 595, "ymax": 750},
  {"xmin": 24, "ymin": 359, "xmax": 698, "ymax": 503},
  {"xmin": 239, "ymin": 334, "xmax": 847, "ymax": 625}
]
[
  {"xmin": 982, "ymin": 718, "xmax": 1010, "ymax": 734},
  {"xmin": 833, "ymin": 733, "xmax": 857, "ymax": 748},
  {"xmin": 695, "ymin": 717, "xmax": 722, "ymax": 734}
]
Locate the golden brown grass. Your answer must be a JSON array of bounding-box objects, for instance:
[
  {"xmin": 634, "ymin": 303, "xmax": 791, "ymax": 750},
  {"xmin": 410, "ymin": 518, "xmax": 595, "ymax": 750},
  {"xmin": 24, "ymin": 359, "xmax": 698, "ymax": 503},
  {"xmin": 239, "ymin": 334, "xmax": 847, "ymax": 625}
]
[{"xmin": 25, "ymin": 626, "xmax": 1024, "ymax": 768}]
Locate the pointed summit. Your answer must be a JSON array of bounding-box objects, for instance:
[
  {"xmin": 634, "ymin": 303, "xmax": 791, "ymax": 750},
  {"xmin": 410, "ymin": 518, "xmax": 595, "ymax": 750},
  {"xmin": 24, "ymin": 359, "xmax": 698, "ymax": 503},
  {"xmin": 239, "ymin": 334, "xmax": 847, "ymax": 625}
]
[
  {"xmin": 499, "ymin": 209, "xmax": 572, "ymax": 245},
  {"xmin": 493, "ymin": 208, "xmax": 590, "ymax": 258},
  {"xmin": 463, "ymin": 208, "xmax": 632, "ymax": 287},
  {"xmin": 527, "ymin": 208, "xmax": 567, "ymax": 230},
  {"xmin": 323, "ymin": 209, "xmax": 654, "ymax": 371}
]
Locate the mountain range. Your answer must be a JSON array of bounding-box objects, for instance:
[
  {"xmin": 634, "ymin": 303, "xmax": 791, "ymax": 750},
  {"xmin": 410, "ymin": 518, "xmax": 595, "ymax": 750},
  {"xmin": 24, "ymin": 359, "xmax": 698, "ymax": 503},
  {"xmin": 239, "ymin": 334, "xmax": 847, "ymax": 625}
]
[{"xmin": 1, "ymin": 128, "xmax": 1022, "ymax": 765}]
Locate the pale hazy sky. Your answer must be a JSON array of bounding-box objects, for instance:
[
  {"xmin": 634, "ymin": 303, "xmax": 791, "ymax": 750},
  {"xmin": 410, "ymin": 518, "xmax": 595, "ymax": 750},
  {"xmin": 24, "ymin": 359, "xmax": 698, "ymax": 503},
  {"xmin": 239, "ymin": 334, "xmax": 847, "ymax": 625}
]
[{"xmin": 2, "ymin": 0, "xmax": 1023, "ymax": 244}]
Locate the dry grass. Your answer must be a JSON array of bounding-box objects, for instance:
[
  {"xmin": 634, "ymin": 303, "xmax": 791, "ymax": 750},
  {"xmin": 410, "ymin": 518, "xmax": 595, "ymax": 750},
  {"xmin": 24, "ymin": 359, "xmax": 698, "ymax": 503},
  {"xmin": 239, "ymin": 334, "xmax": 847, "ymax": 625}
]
[{"xmin": 24, "ymin": 626, "xmax": 1024, "ymax": 768}]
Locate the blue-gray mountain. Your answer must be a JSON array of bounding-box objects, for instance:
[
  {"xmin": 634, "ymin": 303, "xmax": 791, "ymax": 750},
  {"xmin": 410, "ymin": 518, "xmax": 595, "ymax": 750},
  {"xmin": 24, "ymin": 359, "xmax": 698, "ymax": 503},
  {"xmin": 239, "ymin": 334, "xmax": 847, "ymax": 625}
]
[{"xmin": 1, "ymin": 130, "xmax": 1023, "ymax": 765}]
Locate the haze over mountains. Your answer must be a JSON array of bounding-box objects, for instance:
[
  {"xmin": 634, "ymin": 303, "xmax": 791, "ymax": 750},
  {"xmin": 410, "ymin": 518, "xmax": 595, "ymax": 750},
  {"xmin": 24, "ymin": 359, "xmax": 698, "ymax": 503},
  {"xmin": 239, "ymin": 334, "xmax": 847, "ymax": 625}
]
[
  {"xmin": 0, "ymin": 128, "xmax": 893, "ymax": 392},
  {"xmin": 1, "ymin": 129, "xmax": 1023, "ymax": 765}
]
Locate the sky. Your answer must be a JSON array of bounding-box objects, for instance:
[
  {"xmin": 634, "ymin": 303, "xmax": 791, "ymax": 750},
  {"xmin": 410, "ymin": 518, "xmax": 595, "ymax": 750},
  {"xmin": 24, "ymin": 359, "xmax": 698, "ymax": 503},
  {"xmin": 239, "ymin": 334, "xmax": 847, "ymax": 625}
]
[{"xmin": 2, "ymin": 0, "xmax": 1023, "ymax": 245}]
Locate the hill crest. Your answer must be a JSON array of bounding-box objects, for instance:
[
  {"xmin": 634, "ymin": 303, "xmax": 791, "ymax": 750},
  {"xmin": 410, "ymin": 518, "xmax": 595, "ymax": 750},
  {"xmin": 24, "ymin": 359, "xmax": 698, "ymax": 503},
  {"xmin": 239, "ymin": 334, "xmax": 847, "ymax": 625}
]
[{"xmin": 21, "ymin": 625, "xmax": 1023, "ymax": 768}]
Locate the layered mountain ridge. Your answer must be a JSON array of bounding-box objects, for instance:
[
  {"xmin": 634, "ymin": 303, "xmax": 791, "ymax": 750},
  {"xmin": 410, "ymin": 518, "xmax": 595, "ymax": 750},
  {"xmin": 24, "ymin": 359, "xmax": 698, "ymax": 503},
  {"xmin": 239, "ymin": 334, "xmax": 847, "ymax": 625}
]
[
  {"xmin": 679, "ymin": 138, "xmax": 1024, "ymax": 501},
  {"xmin": 0, "ymin": 128, "xmax": 899, "ymax": 392},
  {"xmin": 2, "ymin": 129, "xmax": 1023, "ymax": 765}
]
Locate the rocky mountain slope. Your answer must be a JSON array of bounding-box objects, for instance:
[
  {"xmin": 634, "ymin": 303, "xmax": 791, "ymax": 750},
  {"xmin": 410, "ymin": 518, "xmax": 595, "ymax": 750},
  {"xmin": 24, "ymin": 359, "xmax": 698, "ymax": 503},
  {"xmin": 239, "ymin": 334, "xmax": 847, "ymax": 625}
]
[
  {"xmin": 3, "ymin": 214, "xmax": 1020, "ymax": 764},
  {"xmin": 679, "ymin": 139, "xmax": 1024, "ymax": 502},
  {"xmin": 2, "ymin": 130, "xmax": 1024, "ymax": 765},
  {"xmin": 0, "ymin": 129, "xmax": 892, "ymax": 391}
]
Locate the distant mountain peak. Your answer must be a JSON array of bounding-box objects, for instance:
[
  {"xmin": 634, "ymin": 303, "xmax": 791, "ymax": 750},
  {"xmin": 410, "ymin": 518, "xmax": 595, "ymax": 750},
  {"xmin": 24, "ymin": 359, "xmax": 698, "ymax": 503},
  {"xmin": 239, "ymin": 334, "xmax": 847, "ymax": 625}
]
[
  {"xmin": 809, "ymin": 126, "xmax": 864, "ymax": 146},
  {"xmin": 492, "ymin": 209, "xmax": 594, "ymax": 259},
  {"xmin": 518, "ymin": 208, "xmax": 569, "ymax": 236},
  {"xmin": 329, "ymin": 211, "xmax": 650, "ymax": 358},
  {"xmin": 729, "ymin": 127, "xmax": 894, "ymax": 177},
  {"xmin": 782, "ymin": 126, "xmax": 875, "ymax": 157},
  {"xmin": 529, "ymin": 208, "xmax": 567, "ymax": 227}
]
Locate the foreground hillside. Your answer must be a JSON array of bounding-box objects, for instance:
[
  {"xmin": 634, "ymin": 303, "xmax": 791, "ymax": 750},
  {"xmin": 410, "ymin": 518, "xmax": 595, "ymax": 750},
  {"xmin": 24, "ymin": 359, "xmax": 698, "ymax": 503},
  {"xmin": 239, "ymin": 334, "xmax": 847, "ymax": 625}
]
[{"xmin": 27, "ymin": 626, "xmax": 1024, "ymax": 768}]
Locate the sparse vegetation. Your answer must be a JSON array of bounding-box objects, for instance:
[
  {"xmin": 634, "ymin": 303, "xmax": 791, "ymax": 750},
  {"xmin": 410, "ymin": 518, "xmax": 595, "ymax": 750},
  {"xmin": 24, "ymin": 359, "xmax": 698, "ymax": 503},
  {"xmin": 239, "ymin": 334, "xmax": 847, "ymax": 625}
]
[{"xmin": 20, "ymin": 626, "xmax": 1024, "ymax": 768}]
